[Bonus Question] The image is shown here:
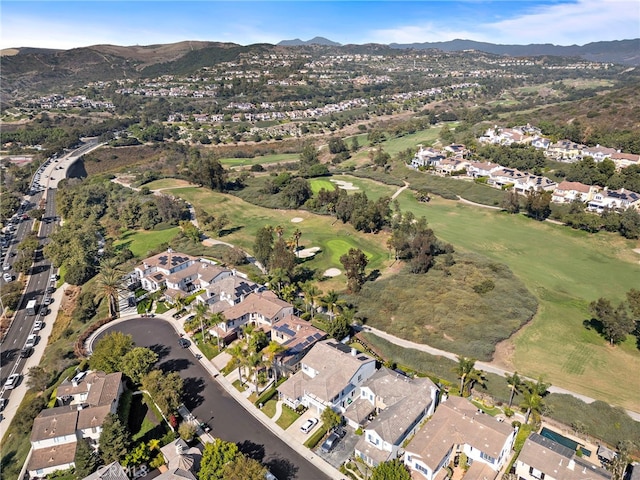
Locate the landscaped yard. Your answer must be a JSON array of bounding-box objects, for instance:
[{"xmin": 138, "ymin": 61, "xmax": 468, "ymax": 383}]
[{"xmin": 276, "ymin": 405, "xmax": 300, "ymax": 430}]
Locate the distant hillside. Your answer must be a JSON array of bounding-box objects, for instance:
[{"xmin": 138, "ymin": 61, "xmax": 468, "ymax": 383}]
[
  {"xmin": 278, "ymin": 37, "xmax": 341, "ymax": 47},
  {"xmin": 389, "ymin": 38, "xmax": 640, "ymax": 66}
]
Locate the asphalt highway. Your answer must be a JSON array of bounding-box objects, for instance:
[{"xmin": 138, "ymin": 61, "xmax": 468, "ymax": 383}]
[{"xmin": 98, "ymin": 319, "xmax": 330, "ymax": 480}]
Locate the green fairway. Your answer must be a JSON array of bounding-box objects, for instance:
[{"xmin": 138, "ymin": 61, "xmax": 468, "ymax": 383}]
[
  {"xmin": 114, "ymin": 227, "xmax": 181, "ymax": 258},
  {"xmin": 219, "ymin": 153, "xmax": 298, "ymax": 167},
  {"xmin": 394, "ymin": 190, "xmax": 640, "ymax": 411},
  {"xmin": 309, "ymin": 178, "xmax": 335, "ymax": 194},
  {"xmin": 144, "ymin": 180, "xmax": 391, "ymax": 287}
]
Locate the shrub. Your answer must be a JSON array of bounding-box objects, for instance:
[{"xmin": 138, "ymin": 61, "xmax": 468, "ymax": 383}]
[{"xmin": 304, "ymin": 425, "xmax": 328, "ymax": 449}]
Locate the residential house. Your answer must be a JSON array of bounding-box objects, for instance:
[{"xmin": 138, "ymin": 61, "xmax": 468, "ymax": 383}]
[
  {"xmin": 467, "ymin": 162, "xmax": 502, "ymax": 178},
  {"xmin": 411, "ymin": 147, "xmax": 446, "ymax": 169},
  {"xmin": 278, "ymin": 340, "xmax": 377, "ymax": 414},
  {"xmin": 352, "ymin": 368, "xmax": 438, "ymax": 467},
  {"xmin": 83, "ymin": 462, "xmax": 129, "ymax": 480},
  {"xmin": 435, "ymin": 158, "xmax": 471, "ymax": 176},
  {"xmin": 513, "ymin": 175, "xmax": 557, "ymax": 194},
  {"xmin": 28, "ymin": 372, "xmax": 123, "ymax": 478},
  {"xmin": 551, "ymin": 181, "xmax": 598, "ymax": 204},
  {"xmin": 587, "ymin": 188, "xmax": 640, "ymax": 213},
  {"xmin": 530, "ymin": 136, "xmax": 551, "ymax": 151},
  {"xmin": 443, "ymin": 144, "xmax": 468, "ymax": 157},
  {"xmin": 159, "ymin": 438, "xmax": 202, "ymax": 476},
  {"xmin": 546, "ymin": 140, "xmax": 585, "ymax": 162},
  {"xmin": 132, "ymin": 249, "xmax": 232, "ymax": 301},
  {"xmin": 515, "ymin": 433, "xmax": 611, "ymax": 480},
  {"xmin": 581, "ymin": 145, "xmax": 617, "ymax": 163},
  {"xmin": 404, "ymin": 396, "xmax": 516, "ymax": 480},
  {"xmin": 610, "ymin": 152, "xmax": 640, "ymax": 170},
  {"xmin": 488, "ymin": 168, "xmax": 527, "ymax": 189},
  {"xmin": 271, "ymin": 314, "xmax": 327, "ymax": 374},
  {"xmin": 197, "ymin": 273, "xmax": 259, "ymax": 312},
  {"xmin": 208, "ymin": 290, "xmax": 294, "ymax": 343}
]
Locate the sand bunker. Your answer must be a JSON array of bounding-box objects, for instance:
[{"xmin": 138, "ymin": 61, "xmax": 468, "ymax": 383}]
[
  {"xmin": 323, "ymin": 268, "xmax": 341, "ymax": 277},
  {"xmin": 330, "ymin": 179, "xmax": 359, "ymax": 191},
  {"xmin": 296, "ymin": 246, "xmax": 321, "ymax": 258},
  {"xmin": 291, "ymin": 217, "xmax": 304, "ymax": 223}
]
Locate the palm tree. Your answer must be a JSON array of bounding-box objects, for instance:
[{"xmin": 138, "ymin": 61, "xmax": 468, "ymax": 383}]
[
  {"xmin": 275, "ymin": 225, "xmax": 284, "ymax": 239},
  {"xmin": 209, "ymin": 312, "xmax": 226, "ymax": 349},
  {"xmin": 293, "ymin": 228, "xmax": 302, "ymax": 253},
  {"xmin": 453, "ymin": 356, "xmax": 484, "ymax": 396},
  {"xmin": 248, "ymin": 352, "xmax": 265, "ymax": 394},
  {"xmin": 227, "ymin": 343, "xmax": 248, "ymax": 386},
  {"xmin": 520, "ymin": 390, "xmax": 544, "ymax": 424},
  {"xmin": 264, "ymin": 341, "xmax": 286, "ymax": 385},
  {"xmin": 268, "ymin": 267, "xmax": 290, "ymax": 295},
  {"xmin": 505, "ymin": 371, "xmax": 523, "ymax": 408},
  {"xmin": 321, "ymin": 290, "xmax": 343, "ymax": 321},
  {"xmin": 96, "ymin": 262, "xmax": 123, "ymax": 318},
  {"xmin": 173, "ymin": 294, "xmax": 185, "ymax": 313},
  {"xmin": 301, "ymin": 282, "xmax": 320, "ymax": 318}
]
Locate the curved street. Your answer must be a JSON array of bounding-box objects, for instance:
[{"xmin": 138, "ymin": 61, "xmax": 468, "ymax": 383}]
[{"xmin": 97, "ymin": 318, "xmax": 331, "ymax": 480}]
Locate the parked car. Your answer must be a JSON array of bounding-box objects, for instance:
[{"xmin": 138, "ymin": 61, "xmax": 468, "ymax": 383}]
[
  {"xmin": 300, "ymin": 417, "xmax": 318, "ymax": 434},
  {"xmin": 4, "ymin": 374, "xmax": 20, "ymax": 389},
  {"xmin": 46, "ymin": 286, "xmax": 56, "ymax": 294},
  {"xmin": 25, "ymin": 334, "xmax": 38, "ymax": 349},
  {"xmin": 321, "ymin": 432, "xmax": 340, "ymax": 453},
  {"xmin": 178, "ymin": 338, "xmax": 190, "ymax": 348},
  {"xmin": 20, "ymin": 347, "xmax": 33, "ymax": 358},
  {"xmin": 0, "ymin": 398, "xmax": 7, "ymax": 411},
  {"xmin": 3, "ymin": 273, "xmax": 12, "ymax": 282},
  {"xmin": 33, "ymin": 320, "xmax": 43, "ymax": 331},
  {"xmin": 2, "ymin": 264, "xmax": 10, "ymax": 271}
]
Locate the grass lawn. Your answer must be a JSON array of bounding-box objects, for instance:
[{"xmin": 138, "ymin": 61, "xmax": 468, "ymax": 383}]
[
  {"xmin": 309, "ymin": 178, "xmax": 335, "ymax": 194},
  {"xmin": 219, "ymin": 153, "xmax": 299, "ymax": 167},
  {"xmin": 129, "ymin": 393, "xmax": 166, "ymax": 443},
  {"xmin": 276, "ymin": 405, "xmax": 300, "ymax": 430},
  {"xmin": 394, "ymin": 190, "xmax": 640, "ymax": 411},
  {"xmin": 232, "ymin": 379, "xmax": 248, "ymax": 392},
  {"xmin": 145, "ymin": 178, "xmax": 193, "ymax": 190},
  {"xmin": 147, "ymin": 182, "xmax": 391, "ymax": 290},
  {"xmin": 114, "ymin": 227, "xmax": 181, "ymax": 258},
  {"xmin": 262, "ymin": 398, "xmax": 278, "ymax": 419}
]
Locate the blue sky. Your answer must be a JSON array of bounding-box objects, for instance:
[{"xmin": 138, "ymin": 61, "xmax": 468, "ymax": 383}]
[{"xmin": 1, "ymin": 1, "xmax": 638, "ymax": 50}]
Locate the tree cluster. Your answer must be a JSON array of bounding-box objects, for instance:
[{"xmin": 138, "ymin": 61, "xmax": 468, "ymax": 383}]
[
  {"xmin": 476, "ymin": 144, "xmax": 547, "ymax": 173},
  {"xmin": 388, "ymin": 211, "xmax": 453, "ymax": 273},
  {"xmin": 199, "ymin": 439, "xmax": 266, "ymax": 480},
  {"xmin": 589, "ymin": 289, "xmax": 639, "ymax": 345},
  {"xmin": 309, "ymin": 188, "xmax": 391, "ymax": 233}
]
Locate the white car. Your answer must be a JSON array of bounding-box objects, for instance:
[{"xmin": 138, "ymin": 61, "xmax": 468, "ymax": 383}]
[
  {"xmin": 3, "ymin": 273, "xmax": 12, "ymax": 282},
  {"xmin": 299, "ymin": 417, "xmax": 318, "ymax": 434},
  {"xmin": 2, "ymin": 264, "xmax": 10, "ymax": 272},
  {"xmin": 4, "ymin": 374, "xmax": 20, "ymax": 390},
  {"xmin": 33, "ymin": 320, "xmax": 43, "ymax": 331},
  {"xmin": 25, "ymin": 334, "xmax": 38, "ymax": 349}
]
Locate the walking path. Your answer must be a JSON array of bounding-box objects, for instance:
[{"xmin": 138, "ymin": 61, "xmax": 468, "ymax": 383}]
[
  {"xmin": 273, "ymin": 400, "xmax": 284, "ymax": 422},
  {"xmin": 391, "ymin": 181, "xmax": 410, "ymax": 200},
  {"xmin": 87, "ymin": 312, "xmax": 346, "ymax": 480},
  {"xmin": 359, "ymin": 325, "xmax": 640, "ymax": 422}
]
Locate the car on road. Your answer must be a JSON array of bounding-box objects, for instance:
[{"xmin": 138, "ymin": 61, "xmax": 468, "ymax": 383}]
[
  {"xmin": 3, "ymin": 273, "xmax": 12, "ymax": 282},
  {"xmin": 25, "ymin": 334, "xmax": 38, "ymax": 349},
  {"xmin": 50, "ymin": 274, "xmax": 58, "ymax": 281},
  {"xmin": 46, "ymin": 285, "xmax": 56, "ymax": 294},
  {"xmin": 2, "ymin": 264, "xmax": 10, "ymax": 271},
  {"xmin": 4, "ymin": 374, "xmax": 21, "ymax": 390},
  {"xmin": 320, "ymin": 432, "xmax": 340, "ymax": 453},
  {"xmin": 300, "ymin": 417, "xmax": 318, "ymax": 434},
  {"xmin": 20, "ymin": 347, "xmax": 33, "ymax": 358},
  {"xmin": 33, "ymin": 320, "xmax": 44, "ymax": 331},
  {"xmin": 178, "ymin": 338, "xmax": 190, "ymax": 348},
  {"xmin": 0, "ymin": 398, "xmax": 7, "ymax": 411}
]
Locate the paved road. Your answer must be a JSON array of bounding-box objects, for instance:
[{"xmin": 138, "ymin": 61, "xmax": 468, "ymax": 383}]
[{"xmin": 98, "ymin": 319, "xmax": 330, "ymax": 480}]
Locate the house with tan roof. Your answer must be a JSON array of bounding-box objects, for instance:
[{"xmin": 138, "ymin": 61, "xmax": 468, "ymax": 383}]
[
  {"xmin": 411, "ymin": 147, "xmax": 446, "ymax": 169},
  {"xmin": 352, "ymin": 368, "xmax": 438, "ymax": 467},
  {"xmin": 582, "ymin": 145, "xmax": 618, "ymax": 163},
  {"xmin": 403, "ymin": 396, "xmax": 516, "ymax": 480},
  {"xmin": 587, "ymin": 187, "xmax": 640, "ymax": 213},
  {"xmin": 552, "ymin": 181, "xmax": 599, "ymax": 204},
  {"xmin": 208, "ymin": 290, "xmax": 294, "ymax": 343},
  {"xmin": 546, "ymin": 140, "xmax": 585, "ymax": 162},
  {"xmin": 271, "ymin": 314, "xmax": 327, "ymax": 374},
  {"xmin": 515, "ymin": 433, "xmax": 611, "ymax": 480},
  {"xmin": 513, "ymin": 175, "xmax": 557, "ymax": 193},
  {"xmin": 467, "ymin": 162, "xmax": 502, "ymax": 178},
  {"xmin": 435, "ymin": 158, "xmax": 471, "ymax": 176},
  {"xmin": 196, "ymin": 274, "xmax": 260, "ymax": 312},
  {"xmin": 27, "ymin": 372, "xmax": 123, "ymax": 478},
  {"xmin": 611, "ymin": 152, "xmax": 640, "ymax": 170},
  {"xmin": 278, "ymin": 340, "xmax": 377, "ymax": 414},
  {"xmin": 488, "ymin": 168, "xmax": 527, "ymax": 189}
]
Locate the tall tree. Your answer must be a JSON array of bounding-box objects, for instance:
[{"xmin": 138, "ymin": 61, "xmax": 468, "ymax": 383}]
[
  {"xmin": 222, "ymin": 454, "xmax": 267, "ymax": 480},
  {"xmin": 321, "ymin": 407, "xmax": 342, "ymax": 431},
  {"xmin": 89, "ymin": 331, "xmax": 134, "ymax": 373},
  {"xmin": 524, "ymin": 190, "xmax": 552, "ymax": 221},
  {"xmin": 301, "ymin": 282, "xmax": 321, "ymax": 318},
  {"xmin": 370, "ymin": 459, "xmax": 411, "ymax": 480},
  {"xmin": 619, "ymin": 207, "xmax": 640, "ymax": 239},
  {"xmin": 590, "ymin": 298, "xmax": 635, "ymax": 345},
  {"xmin": 321, "ymin": 290, "xmax": 343, "ymax": 321},
  {"xmin": 141, "ymin": 370, "xmax": 183, "ymax": 416},
  {"xmin": 270, "ymin": 238, "xmax": 297, "ymax": 276},
  {"xmin": 453, "ymin": 356, "xmax": 484, "ymax": 396},
  {"xmin": 505, "ymin": 371, "xmax": 523, "ymax": 409},
  {"xmin": 227, "ymin": 343, "xmax": 248, "ymax": 386},
  {"xmin": 253, "ymin": 226, "xmax": 274, "ymax": 270},
  {"xmin": 95, "ymin": 261, "xmax": 123, "ymax": 318},
  {"xmin": 199, "ymin": 439, "xmax": 240, "ymax": 480},
  {"xmin": 99, "ymin": 413, "xmax": 131, "ymax": 464},
  {"xmin": 340, "ymin": 248, "xmax": 368, "ymax": 293},
  {"xmin": 263, "ymin": 340, "xmax": 286, "ymax": 385},
  {"xmin": 26, "ymin": 366, "xmax": 50, "ymax": 392},
  {"xmin": 75, "ymin": 439, "xmax": 99, "ymax": 478},
  {"xmin": 121, "ymin": 347, "xmax": 158, "ymax": 384},
  {"xmin": 500, "ymin": 189, "xmax": 521, "ymax": 214}
]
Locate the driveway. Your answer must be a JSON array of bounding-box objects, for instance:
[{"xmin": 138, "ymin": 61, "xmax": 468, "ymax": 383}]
[{"xmin": 98, "ymin": 319, "xmax": 330, "ymax": 480}]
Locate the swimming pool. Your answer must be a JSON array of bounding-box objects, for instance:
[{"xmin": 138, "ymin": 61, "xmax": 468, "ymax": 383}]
[{"xmin": 539, "ymin": 427, "xmax": 591, "ymax": 457}]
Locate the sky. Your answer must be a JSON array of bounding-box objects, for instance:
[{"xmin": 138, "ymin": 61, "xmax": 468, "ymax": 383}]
[{"xmin": 1, "ymin": 0, "xmax": 639, "ymax": 50}]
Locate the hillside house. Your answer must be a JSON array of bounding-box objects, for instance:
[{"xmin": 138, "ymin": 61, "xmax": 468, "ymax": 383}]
[
  {"xmin": 546, "ymin": 141, "xmax": 585, "ymax": 162},
  {"xmin": 552, "ymin": 181, "xmax": 598, "ymax": 204},
  {"xmin": 587, "ymin": 188, "xmax": 640, "ymax": 213},
  {"xmin": 467, "ymin": 162, "xmax": 502, "ymax": 178},
  {"xmin": 278, "ymin": 340, "xmax": 377, "ymax": 414},
  {"xmin": 582, "ymin": 145, "xmax": 618, "ymax": 163},
  {"xmin": 352, "ymin": 368, "xmax": 439, "ymax": 467},
  {"xmin": 610, "ymin": 152, "xmax": 640, "ymax": 170},
  {"xmin": 515, "ymin": 433, "xmax": 611, "ymax": 480},
  {"xmin": 411, "ymin": 147, "xmax": 446, "ymax": 169},
  {"xmin": 28, "ymin": 372, "xmax": 123, "ymax": 478},
  {"xmin": 271, "ymin": 314, "xmax": 327, "ymax": 374},
  {"xmin": 404, "ymin": 396, "xmax": 516, "ymax": 480}
]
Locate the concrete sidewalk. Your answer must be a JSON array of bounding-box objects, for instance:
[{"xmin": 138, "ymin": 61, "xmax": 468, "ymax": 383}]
[{"xmin": 87, "ymin": 312, "xmax": 347, "ymax": 480}]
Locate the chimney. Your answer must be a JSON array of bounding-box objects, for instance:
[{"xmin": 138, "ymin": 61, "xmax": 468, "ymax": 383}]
[
  {"xmin": 351, "ymin": 348, "xmax": 357, "ymax": 356},
  {"xmin": 297, "ymin": 324, "xmax": 301, "ymax": 331}
]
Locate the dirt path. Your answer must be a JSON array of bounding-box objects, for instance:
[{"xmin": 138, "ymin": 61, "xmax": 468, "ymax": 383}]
[{"xmin": 391, "ymin": 181, "xmax": 410, "ymax": 200}]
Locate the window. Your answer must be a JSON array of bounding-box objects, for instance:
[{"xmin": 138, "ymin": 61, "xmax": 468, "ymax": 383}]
[
  {"xmin": 529, "ymin": 467, "xmax": 545, "ymax": 479},
  {"xmin": 358, "ymin": 374, "xmax": 362, "ymax": 381},
  {"xmin": 480, "ymin": 451, "xmax": 495, "ymax": 463},
  {"xmin": 415, "ymin": 463, "xmax": 429, "ymax": 474}
]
